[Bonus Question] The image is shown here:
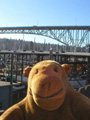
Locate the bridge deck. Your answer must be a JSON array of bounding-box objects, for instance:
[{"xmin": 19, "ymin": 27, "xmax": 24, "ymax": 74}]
[{"xmin": 0, "ymin": 26, "xmax": 90, "ymax": 30}]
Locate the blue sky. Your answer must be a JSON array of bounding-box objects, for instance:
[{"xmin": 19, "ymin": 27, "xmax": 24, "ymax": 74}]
[{"xmin": 0, "ymin": 0, "xmax": 90, "ymax": 44}]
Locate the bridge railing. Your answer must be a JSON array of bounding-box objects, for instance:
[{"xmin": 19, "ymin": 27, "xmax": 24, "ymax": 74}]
[{"xmin": 0, "ymin": 50, "xmax": 90, "ymax": 90}]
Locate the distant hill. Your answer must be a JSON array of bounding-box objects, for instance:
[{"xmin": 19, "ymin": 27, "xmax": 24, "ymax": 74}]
[{"xmin": 0, "ymin": 38, "xmax": 88, "ymax": 52}]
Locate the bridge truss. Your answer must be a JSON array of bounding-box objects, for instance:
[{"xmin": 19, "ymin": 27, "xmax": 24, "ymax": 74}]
[{"xmin": 0, "ymin": 26, "xmax": 90, "ymax": 47}]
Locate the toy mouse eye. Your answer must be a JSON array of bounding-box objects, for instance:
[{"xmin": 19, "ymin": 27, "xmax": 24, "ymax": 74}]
[
  {"xmin": 35, "ymin": 69, "xmax": 38, "ymax": 74},
  {"xmin": 54, "ymin": 68, "xmax": 58, "ymax": 73}
]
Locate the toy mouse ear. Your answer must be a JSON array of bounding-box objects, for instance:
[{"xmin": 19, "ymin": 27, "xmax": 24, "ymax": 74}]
[
  {"xmin": 61, "ymin": 64, "xmax": 72, "ymax": 75},
  {"xmin": 23, "ymin": 66, "xmax": 32, "ymax": 77}
]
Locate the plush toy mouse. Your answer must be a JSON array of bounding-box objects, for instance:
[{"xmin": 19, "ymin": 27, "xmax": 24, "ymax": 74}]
[{"xmin": 0, "ymin": 60, "xmax": 90, "ymax": 120}]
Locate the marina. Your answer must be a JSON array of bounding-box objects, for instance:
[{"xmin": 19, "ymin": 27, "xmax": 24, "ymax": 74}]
[{"xmin": 0, "ymin": 49, "xmax": 90, "ymax": 113}]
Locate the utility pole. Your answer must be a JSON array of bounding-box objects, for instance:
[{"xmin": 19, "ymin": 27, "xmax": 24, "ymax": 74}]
[
  {"xmin": 22, "ymin": 34, "xmax": 24, "ymax": 50},
  {"xmin": 34, "ymin": 37, "xmax": 36, "ymax": 51},
  {"xmin": 44, "ymin": 39, "xmax": 46, "ymax": 51}
]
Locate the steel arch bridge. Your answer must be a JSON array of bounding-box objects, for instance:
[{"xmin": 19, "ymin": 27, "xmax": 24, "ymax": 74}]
[{"xmin": 0, "ymin": 26, "xmax": 90, "ymax": 47}]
